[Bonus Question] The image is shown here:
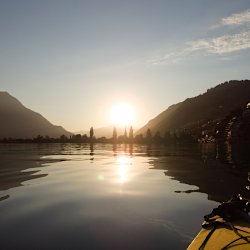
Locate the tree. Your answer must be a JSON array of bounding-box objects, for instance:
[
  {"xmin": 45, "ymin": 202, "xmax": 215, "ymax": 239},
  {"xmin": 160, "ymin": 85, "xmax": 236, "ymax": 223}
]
[
  {"xmin": 146, "ymin": 128, "xmax": 152, "ymax": 144},
  {"xmin": 134, "ymin": 134, "xmax": 144, "ymax": 143},
  {"xmin": 153, "ymin": 131, "xmax": 162, "ymax": 144},
  {"xmin": 82, "ymin": 134, "xmax": 88, "ymax": 142},
  {"xmin": 124, "ymin": 128, "xmax": 128, "ymax": 138},
  {"xmin": 74, "ymin": 134, "xmax": 82, "ymax": 141},
  {"xmin": 113, "ymin": 127, "xmax": 117, "ymax": 142},
  {"xmin": 60, "ymin": 134, "xmax": 67, "ymax": 142},
  {"xmin": 164, "ymin": 131, "xmax": 171, "ymax": 144},
  {"xmin": 129, "ymin": 126, "xmax": 133, "ymax": 142},
  {"xmin": 90, "ymin": 127, "xmax": 94, "ymax": 139},
  {"xmin": 122, "ymin": 127, "xmax": 129, "ymax": 143},
  {"xmin": 36, "ymin": 135, "xmax": 44, "ymax": 142}
]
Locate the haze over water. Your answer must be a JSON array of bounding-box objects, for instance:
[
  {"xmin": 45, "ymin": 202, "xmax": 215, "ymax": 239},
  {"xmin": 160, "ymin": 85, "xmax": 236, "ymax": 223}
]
[{"xmin": 0, "ymin": 143, "xmax": 249, "ymax": 249}]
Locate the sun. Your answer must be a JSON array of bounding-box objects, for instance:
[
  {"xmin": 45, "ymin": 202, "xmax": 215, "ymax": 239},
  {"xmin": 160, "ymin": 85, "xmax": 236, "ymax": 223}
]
[{"xmin": 111, "ymin": 103, "xmax": 135, "ymax": 126}]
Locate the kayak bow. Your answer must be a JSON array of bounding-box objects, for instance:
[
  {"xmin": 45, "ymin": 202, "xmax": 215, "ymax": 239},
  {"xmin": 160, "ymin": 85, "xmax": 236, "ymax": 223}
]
[{"xmin": 187, "ymin": 194, "xmax": 250, "ymax": 250}]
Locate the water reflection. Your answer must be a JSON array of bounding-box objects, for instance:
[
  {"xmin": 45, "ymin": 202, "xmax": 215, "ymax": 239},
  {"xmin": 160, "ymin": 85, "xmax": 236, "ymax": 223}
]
[
  {"xmin": 129, "ymin": 144, "xmax": 133, "ymax": 156},
  {"xmin": 89, "ymin": 143, "xmax": 94, "ymax": 161},
  {"xmin": 149, "ymin": 143, "xmax": 250, "ymax": 202},
  {"xmin": 217, "ymin": 143, "xmax": 250, "ymax": 168},
  {"xmin": 97, "ymin": 174, "xmax": 105, "ymax": 181},
  {"xmin": 0, "ymin": 195, "xmax": 9, "ymax": 202},
  {"xmin": 117, "ymin": 156, "xmax": 130, "ymax": 183},
  {"xmin": 1, "ymin": 143, "xmax": 249, "ymax": 205},
  {"xmin": 112, "ymin": 143, "xmax": 134, "ymax": 156},
  {"xmin": 0, "ymin": 142, "xmax": 250, "ymax": 250},
  {"xmin": 113, "ymin": 143, "xmax": 117, "ymax": 156},
  {"xmin": 0, "ymin": 144, "xmax": 51, "ymax": 202},
  {"xmin": 89, "ymin": 143, "xmax": 94, "ymax": 156}
]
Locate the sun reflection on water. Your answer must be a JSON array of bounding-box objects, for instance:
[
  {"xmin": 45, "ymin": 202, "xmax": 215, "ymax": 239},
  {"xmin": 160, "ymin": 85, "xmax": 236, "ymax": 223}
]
[
  {"xmin": 96, "ymin": 155, "xmax": 132, "ymax": 184},
  {"xmin": 98, "ymin": 175, "xmax": 104, "ymax": 181},
  {"xmin": 117, "ymin": 156, "xmax": 131, "ymax": 184}
]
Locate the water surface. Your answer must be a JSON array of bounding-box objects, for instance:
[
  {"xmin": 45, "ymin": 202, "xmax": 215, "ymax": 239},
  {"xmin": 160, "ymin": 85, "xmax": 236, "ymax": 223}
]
[{"xmin": 0, "ymin": 143, "xmax": 249, "ymax": 249}]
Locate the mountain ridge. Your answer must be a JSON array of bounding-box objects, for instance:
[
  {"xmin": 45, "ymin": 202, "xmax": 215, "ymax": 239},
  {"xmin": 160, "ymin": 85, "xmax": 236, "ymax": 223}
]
[
  {"xmin": 137, "ymin": 80, "xmax": 250, "ymax": 136},
  {"xmin": 0, "ymin": 91, "xmax": 71, "ymax": 139}
]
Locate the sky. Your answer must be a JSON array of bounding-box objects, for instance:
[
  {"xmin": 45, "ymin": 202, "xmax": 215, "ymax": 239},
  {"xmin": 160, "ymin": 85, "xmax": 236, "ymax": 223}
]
[{"xmin": 0, "ymin": 0, "xmax": 250, "ymax": 132}]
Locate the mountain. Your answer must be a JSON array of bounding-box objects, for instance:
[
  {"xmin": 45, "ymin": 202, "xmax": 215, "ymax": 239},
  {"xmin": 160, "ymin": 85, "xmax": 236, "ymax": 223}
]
[
  {"xmin": 0, "ymin": 92, "xmax": 71, "ymax": 139},
  {"xmin": 137, "ymin": 80, "xmax": 250, "ymax": 136}
]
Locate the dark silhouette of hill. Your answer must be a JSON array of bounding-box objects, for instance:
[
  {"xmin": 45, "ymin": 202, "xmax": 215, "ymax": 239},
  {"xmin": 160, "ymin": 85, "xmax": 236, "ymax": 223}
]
[
  {"xmin": 137, "ymin": 80, "xmax": 250, "ymax": 136},
  {"xmin": 0, "ymin": 92, "xmax": 71, "ymax": 139}
]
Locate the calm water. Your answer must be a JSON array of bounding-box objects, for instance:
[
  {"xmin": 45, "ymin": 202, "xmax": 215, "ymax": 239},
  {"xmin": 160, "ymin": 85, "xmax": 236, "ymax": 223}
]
[{"xmin": 0, "ymin": 143, "xmax": 249, "ymax": 249}]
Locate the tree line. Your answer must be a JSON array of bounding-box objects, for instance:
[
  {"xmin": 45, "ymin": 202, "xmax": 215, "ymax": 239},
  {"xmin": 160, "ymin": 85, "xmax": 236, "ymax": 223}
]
[{"xmin": 0, "ymin": 126, "xmax": 195, "ymax": 144}]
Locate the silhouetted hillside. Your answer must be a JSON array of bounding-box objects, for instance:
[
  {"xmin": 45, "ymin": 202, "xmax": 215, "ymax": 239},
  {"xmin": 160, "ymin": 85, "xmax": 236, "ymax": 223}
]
[
  {"xmin": 0, "ymin": 92, "xmax": 71, "ymax": 139},
  {"xmin": 138, "ymin": 80, "xmax": 250, "ymax": 136}
]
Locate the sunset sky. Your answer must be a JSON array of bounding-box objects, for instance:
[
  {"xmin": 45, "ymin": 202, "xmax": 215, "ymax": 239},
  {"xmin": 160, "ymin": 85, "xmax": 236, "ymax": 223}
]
[{"xmin": 1, "ymin": 0, "xmax": 250, "ymax": 132}]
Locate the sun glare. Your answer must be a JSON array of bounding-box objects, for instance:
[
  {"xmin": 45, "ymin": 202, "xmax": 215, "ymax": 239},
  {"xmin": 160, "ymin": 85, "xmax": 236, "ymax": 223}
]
[
  {"xmin": 111, "ymin": 103, "xmax": 135, "ymax": 126},
  {"xmin": 117, "ymin": 156, "xmax": 130, "ymax": 183}
]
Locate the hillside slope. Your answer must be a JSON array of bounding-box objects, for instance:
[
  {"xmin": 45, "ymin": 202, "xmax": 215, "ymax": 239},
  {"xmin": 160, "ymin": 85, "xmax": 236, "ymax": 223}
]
[
  {"xmin": 0, "ymin": 92, "xmax": 71, "ymax": 139},
  {"xmin": 137, "ymin": 80, "xmax": 250, "ymax": 135}
]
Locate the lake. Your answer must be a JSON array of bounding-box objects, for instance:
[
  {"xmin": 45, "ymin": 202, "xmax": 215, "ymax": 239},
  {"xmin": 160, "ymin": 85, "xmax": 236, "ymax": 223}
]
[{"xmin": 0, "ymin": 143, "xmax": 249, "ymax": 249}]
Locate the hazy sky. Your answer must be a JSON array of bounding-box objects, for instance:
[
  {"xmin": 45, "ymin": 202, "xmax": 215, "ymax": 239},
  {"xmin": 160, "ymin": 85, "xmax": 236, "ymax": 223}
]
[{"xmin": 1, "ymin": 0, "xmax": 250, "ymax": 132}]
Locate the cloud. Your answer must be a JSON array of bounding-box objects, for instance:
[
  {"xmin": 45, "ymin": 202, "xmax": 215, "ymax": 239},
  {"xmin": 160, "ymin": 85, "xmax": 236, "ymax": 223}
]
[
  {"xmin": 221, "ymin": 9, "xmax": 250, "ymax": 26},
  {"xmin": 147, "ymin": 50, "xmax": 191, "ymax": 65},
  {"xmin": 187, "ymin": 31, "xmax": 250, "ymax": 54},
  {"xmin": 210, "ymin": 9, "xmax": 250, "ymax": 29},
  {"xmin": 189, "ymin": 9, "xmax": 250, "ymax": 55},
  {"xmin": 149, "ymin": 9, "xmax": 250, "ymax": 65}
]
